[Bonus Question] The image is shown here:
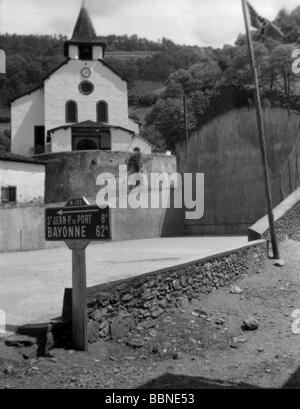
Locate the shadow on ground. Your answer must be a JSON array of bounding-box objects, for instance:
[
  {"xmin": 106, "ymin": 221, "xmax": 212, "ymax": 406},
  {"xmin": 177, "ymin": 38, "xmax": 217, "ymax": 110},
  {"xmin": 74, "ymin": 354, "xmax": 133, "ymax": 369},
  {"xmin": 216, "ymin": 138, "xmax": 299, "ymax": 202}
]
[
  {"xmin": 139, "ymin": 368, "xmax": 300, "ymax": 389},
  {"xmin": 3, "ymin": 319, "xmax": 72, "ymax": 357},
  {"xmin": 283, "ymin": 367, "xmax": 300, "ymax": 389},
  {"xmin": 139, "ymin": 373, "xmax": 259, "ymax": 389}
]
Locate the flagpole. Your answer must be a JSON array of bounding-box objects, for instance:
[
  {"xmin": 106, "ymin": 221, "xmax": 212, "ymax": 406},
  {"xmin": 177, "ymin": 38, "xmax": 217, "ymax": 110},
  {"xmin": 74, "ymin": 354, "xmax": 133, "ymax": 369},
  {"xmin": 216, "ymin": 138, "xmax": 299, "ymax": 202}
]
[{"xmin": 241, "ymin": 0, "xmax": 281, "ymax": 261}]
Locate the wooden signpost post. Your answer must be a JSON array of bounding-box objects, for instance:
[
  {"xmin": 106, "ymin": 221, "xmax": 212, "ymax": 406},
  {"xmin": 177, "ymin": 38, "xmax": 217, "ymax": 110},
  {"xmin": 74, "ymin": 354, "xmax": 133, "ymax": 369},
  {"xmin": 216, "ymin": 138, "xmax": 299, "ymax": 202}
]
[{"xmin": 45, "ymin": 197, "xmax": 111, "ymax": 351}]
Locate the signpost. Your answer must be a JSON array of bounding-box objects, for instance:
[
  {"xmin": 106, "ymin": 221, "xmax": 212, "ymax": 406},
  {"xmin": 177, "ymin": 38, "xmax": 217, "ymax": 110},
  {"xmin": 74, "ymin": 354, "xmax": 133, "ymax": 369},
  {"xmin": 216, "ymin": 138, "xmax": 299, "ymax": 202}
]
[{"xmin": 45, "ymin": 197, "xmax": 111, "ymax": 351}]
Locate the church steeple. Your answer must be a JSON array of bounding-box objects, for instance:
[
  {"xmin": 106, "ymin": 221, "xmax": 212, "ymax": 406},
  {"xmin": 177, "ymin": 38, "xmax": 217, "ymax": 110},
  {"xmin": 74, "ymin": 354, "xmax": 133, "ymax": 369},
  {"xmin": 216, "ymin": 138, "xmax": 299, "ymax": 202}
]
[
  {"xmin": 71, "ymin": 3, "xmax": 97, "ymax": 42},
  {"xmin": 64, "ymin": 2, "xmax": 106, "ymax": 60}
]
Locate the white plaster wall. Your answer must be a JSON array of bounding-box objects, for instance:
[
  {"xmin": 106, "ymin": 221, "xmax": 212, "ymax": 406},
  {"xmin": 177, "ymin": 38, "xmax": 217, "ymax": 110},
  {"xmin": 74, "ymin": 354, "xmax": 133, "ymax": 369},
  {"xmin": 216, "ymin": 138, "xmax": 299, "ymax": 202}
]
[
  {"xmin": 50, "ymin": 127, "xmax": 72, "ymax": 153},
  {"xmin": 128, "ymin": 119, "xmax": 140, "ymax": 134},
  {"xmin": 69, "ymin": 45, "xmax": 79, "ymax": 59},
  {"xmin": 0, "ymin": 161, "xmax": 45, "ymax": 203},
  {"xmin": 93, "ymin": 46, "xmax": 103, "ymax": 60},
  {"xmin": 0, "ymin": 205, "xmax": 63, "ymax": 252},
  {"xmin": 129, "ymin": 136, "xmax": 152, "ymax": 154},
  {"xmin": 111, "ymin": 129, "xmax": 133, "ymax": 152},
  {"xmin": 44, "ymin": 60, "xmax": 129, "ymax": 133},
  {"xmin": 11, "ymin": 89, "xmax": 44, "ymax": 156}
]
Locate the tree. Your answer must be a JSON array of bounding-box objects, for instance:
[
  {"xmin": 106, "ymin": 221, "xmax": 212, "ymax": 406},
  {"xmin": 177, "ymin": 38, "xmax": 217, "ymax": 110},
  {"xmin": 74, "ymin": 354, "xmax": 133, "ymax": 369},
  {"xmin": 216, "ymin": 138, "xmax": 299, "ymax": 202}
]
[
  {"xmin": 145, "ymin": 97, "xmax": 196, "ymax": 149},
  {"xmin": 140, "ymin": 124, "xmax": 166, "ymax": 151},
  {"xmin": 0, "ymin": 129, "xmax": 10, "ymax": 152},
  {"xmin": 275, "ymin": 7, "xmax": 300, "ymax": 43},
  {"xmin": 271, "ymin": 44, "xmax": 295, "ymax": 96}
]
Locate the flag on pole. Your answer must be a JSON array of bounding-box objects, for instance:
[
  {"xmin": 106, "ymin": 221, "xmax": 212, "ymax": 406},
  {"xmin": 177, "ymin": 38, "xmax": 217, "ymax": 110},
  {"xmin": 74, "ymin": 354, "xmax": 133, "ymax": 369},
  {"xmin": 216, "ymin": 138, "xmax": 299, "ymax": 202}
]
[
  {"xmin": 241, "ymin": 0, "xmax": 281, "ymax": 261},
  {"xmin": 247, "ymin": 2, "xmax": 285, "ymax": 40}
]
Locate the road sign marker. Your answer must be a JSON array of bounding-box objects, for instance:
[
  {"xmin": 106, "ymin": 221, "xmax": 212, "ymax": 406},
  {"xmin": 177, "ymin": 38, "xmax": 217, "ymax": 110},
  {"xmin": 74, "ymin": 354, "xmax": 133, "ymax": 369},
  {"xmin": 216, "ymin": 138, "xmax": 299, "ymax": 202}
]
[{"xmin": 45, "ymin": 197, "xmax": 111, "ymax": 351}]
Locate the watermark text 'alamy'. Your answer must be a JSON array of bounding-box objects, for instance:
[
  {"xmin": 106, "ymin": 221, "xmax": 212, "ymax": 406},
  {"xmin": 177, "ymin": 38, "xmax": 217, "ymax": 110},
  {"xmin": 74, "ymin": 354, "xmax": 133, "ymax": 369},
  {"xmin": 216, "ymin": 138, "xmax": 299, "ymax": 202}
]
[{"xmin": 96, "ymin": 165, "xmax": 204, "ymax": 221}]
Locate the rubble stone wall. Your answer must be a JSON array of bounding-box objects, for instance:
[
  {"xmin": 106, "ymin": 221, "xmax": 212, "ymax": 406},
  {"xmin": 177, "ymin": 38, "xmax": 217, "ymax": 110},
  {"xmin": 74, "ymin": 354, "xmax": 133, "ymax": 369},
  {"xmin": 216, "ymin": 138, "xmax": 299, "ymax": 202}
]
[
  {"xmin": 63, "ymin": 240, "xmax": 267, "ymax": 341},
  {"xmin": 263, "ymin": 202, "xmax": 300, "ymax": 243},
  {"xmin": 248, "ymin": 187, "xmax": 300, "ymax": 243}
]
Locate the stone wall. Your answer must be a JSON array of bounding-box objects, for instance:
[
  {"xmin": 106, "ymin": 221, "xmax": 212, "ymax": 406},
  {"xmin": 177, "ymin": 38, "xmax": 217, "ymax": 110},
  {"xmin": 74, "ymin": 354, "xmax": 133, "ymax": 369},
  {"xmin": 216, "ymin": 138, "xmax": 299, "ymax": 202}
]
[
  {"xmin": 0, "ymin": 199, "xmax": 184, "ymax": 253},
  {"xmin": 269, "ymin": 202, "xmax": 300, "ymax": 242},
  {"xmin": 0, "ymin": 204, "xmax": 61, "ymax": 253},
  {"xmin": 62, "ymin": 241, "xmax": 267, "ymax": 341},
  {"xmin": 34, "ymin": 151, "xmax": 183, "ymax": 243},
  {"xmin": 37, "ymin": 151, "xmax": 177, "ymax": 204},
  {"xmin": 0, "ymin": 151, "xmax": 183, "ymax": 252},
  {"xmin": 248, "ymin": 187, "xmax": 300, "ymax": 242}
]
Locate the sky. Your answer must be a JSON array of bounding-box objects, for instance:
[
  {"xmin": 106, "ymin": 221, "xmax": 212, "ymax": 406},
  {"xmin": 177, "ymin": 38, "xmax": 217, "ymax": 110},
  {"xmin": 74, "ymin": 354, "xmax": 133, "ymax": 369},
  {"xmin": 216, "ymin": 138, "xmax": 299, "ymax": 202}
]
[{"xmin": 0, "ymin": 0, "xmax": 299, "ymax": 48}]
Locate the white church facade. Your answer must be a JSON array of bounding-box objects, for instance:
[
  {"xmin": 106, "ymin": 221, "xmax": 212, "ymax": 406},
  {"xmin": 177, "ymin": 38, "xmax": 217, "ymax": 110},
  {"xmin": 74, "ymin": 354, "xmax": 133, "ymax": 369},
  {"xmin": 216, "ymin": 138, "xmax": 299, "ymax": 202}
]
[{"xmin": 10, "ymin": 5, "xmax": 152, "ymax": 156}]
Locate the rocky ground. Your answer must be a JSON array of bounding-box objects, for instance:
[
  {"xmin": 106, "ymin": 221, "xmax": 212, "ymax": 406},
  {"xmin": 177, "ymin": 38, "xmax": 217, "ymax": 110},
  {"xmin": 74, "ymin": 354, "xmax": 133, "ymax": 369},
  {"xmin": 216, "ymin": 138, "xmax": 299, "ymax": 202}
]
[{"xmin": 1, "ymin": 240, "xmax": 300, "ymax": 389}]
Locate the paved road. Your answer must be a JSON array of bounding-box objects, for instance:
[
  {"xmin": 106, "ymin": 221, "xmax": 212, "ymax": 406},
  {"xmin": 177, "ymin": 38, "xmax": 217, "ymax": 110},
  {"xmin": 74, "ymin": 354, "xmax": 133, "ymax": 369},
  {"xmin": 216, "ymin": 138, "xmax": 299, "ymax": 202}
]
[{"xmin": 0, "ymin": 236, "xmax": 247, "ymax": 327}]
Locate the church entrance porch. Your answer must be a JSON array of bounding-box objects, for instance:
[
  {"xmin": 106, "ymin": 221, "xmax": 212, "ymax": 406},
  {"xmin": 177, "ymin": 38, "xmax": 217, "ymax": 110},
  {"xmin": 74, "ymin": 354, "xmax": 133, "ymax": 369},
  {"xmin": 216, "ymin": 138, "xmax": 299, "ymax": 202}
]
[
  {"xmin": 72, "ymin": 127, "xmax": 111, "ymax": 151},
  {"xmin": 47, "ymin": 121, "xmax": 143, "ymax": 154}
]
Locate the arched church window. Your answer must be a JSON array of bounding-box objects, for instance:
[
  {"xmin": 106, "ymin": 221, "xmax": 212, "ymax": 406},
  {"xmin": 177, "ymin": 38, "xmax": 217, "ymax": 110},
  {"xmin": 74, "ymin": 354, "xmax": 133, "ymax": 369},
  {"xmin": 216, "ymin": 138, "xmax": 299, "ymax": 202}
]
[
  {"xmin": 97, "ymin": 101, "xmax": 108, "ymax": 123},
  {"xmin": 66, "ymin": 100, "xmax": 78, "ymax": 123}
]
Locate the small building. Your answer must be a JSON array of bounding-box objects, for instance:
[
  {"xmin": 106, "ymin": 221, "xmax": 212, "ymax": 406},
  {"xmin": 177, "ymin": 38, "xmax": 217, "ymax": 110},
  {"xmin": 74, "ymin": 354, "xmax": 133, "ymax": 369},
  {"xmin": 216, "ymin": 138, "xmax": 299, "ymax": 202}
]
[
  {"xmin": 0, "ymin": 151, "xmax": 45, "ymax": 206},
  {"xmin": 10, "ymin": 4, "xmax": 152, "ymax": 156}
]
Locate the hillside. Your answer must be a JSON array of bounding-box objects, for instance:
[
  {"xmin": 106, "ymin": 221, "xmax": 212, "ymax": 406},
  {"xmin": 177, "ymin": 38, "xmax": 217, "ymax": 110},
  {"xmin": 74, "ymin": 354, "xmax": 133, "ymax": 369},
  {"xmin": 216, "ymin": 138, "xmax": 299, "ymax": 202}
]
[
  {"xmin": 1, "ymin": 5, "xmax": 300, "ymax": 152},
  {"xmin": 0, "ymin": 33, "xmax": 215, "ymax": 151},
  {"xmin": 138, "ymin": 6, "xmax": 300, "ymax": 150},
  {"xmin": 105, "ymin": 51, "xmax": 159, "ymax": 60},
  {"xmin": 0, "ymin": 34, "xmax": 214, "ymax": 108}
]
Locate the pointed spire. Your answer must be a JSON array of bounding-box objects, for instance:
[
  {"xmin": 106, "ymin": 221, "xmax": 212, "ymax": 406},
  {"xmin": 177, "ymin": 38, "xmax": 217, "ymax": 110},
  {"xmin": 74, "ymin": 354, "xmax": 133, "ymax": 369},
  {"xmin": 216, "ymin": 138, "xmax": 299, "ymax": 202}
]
[{"xmin": 71, "ymin": 2, "xmax": 97, "ymax": 42}]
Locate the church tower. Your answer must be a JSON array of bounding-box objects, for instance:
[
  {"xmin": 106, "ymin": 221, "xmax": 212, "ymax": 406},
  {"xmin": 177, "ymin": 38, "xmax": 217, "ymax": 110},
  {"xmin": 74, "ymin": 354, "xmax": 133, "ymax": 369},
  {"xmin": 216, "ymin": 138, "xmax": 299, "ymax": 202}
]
[
  {"xmin": 10, "ymin": 2, "xmax": 152, "ymax": 156},
  {"xmin": 64, "ymin": 3, "xmax": 106, "ymax": 61}
]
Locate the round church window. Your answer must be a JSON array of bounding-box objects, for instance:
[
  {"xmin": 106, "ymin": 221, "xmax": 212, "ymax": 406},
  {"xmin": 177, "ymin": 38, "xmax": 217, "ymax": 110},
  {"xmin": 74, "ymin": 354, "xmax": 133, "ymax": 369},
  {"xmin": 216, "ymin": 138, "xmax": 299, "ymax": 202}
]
[{"xmin": 79, "ymin": 80, "xmax": 94, "ymax": 95}]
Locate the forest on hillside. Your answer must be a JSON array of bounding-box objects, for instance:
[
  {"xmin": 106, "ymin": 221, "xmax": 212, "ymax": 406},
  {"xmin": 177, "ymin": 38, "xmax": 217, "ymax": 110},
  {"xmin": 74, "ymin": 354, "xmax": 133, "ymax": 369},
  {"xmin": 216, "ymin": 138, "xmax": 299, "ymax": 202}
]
[
  {"xmin": 1, "ymin": 6, "xmax": 300, "ymax": 151},
  {"xmin": 140, "ymin": 6, "xmax": 300, "ymax": 150},
  {"xmin": 0, "ymin": 34, "xmax": 213, "ymax": 108}
]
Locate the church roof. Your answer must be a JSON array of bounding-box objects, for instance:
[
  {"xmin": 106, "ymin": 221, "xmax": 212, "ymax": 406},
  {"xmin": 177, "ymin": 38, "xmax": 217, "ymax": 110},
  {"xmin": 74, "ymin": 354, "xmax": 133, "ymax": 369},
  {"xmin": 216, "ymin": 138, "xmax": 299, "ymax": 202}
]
[
  {"xmin": 0, "ymin": 151, "xmax": 46, "ymax": 165},
  {"xmin": 48, "ymin": 121, "xmax": 136, "ymax": 135},
  {"xmin": 71, "ymin": 4, "xmax": 97, "ymax": 42},
  {"xmin": 47, "ymin": 122, "xmax": 154, "ymax": 147}
]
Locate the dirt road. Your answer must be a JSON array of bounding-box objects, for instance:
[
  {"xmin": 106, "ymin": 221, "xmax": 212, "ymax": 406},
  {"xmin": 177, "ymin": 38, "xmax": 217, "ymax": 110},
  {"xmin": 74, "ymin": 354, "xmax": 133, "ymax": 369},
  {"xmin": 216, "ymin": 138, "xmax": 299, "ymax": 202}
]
[{"xmin": 1, "ymin": 240, "xmax": 300, "ymax": 389}]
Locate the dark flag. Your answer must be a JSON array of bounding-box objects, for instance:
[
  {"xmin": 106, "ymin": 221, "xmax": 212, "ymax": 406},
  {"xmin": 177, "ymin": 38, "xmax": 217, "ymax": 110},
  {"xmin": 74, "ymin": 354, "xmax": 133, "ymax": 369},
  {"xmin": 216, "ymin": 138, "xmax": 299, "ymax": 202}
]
[{"xmin": 247, "ymin": 2, "xmax": 285, "ymax": 40}]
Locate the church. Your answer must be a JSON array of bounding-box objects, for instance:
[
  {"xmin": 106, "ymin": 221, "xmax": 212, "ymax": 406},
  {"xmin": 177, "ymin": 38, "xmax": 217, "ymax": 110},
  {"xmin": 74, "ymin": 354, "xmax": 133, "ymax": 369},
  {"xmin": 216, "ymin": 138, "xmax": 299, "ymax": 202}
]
[{"xmin": 10, "ymin": 4, "xmax": 152, "ymax": 156}]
